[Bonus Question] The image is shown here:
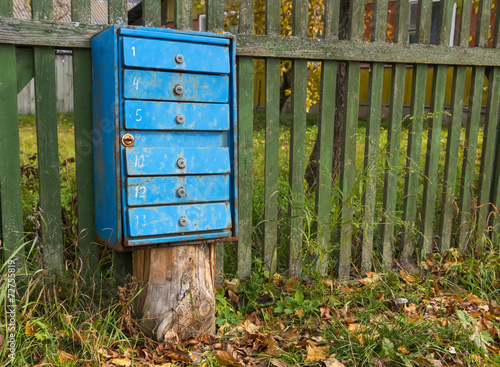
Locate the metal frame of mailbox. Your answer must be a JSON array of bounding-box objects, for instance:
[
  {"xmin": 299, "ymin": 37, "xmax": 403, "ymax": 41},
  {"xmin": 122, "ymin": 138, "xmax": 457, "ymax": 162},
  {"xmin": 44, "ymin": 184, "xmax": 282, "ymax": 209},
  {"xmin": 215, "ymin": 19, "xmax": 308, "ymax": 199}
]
[{"xmin": 92, "ymin": 25, "xmax": 238, "ymax": 251}]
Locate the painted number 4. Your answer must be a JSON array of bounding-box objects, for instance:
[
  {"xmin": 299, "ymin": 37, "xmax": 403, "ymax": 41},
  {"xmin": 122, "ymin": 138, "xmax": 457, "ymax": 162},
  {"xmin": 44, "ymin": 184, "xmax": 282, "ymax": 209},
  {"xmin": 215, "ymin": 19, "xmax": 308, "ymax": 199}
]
[{"xmin": 133, "ymin": 77, "xmax": 140, "ymax": 90}]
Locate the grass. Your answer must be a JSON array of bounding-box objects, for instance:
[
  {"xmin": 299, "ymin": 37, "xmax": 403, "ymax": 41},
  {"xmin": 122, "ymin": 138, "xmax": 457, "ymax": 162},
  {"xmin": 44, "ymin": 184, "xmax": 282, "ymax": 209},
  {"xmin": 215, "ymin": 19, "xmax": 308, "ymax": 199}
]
[{"xmin": 3, "ymin": 112, "xmax": 498, "ymax": 366}]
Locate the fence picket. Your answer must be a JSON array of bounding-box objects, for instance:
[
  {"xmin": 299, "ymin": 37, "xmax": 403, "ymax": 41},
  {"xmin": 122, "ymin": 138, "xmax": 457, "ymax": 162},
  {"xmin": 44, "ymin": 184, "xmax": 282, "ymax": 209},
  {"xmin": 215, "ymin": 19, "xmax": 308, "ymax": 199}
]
[
  {"xmin": 286, "ymin": 0, "xmax": 308, "ymax": 277},
  {"xmin": 361, "ymin": 0, "xmax": 387, "ymax": 274},
  {"xmin": 142, "ymin": 0, "xmax": 161, "ymax": 27},
  {"xmin": 420, "ymin": 0, "xmax": 454, "ymax": 254},
  {"xmin": 315, "ymin": 0, "xmax": 339, "ymax": 275},
  {"xmin": 458, "ymin": 0, "xmax": 491, "ymax": 250},
  {"xmin": 236, "ymin": 0, "xmax": 254, "ymax": 279},
  {"xmin": 262, "ymin": 0, "xmax": 280, "ymax": 274},
  {"xmin": 338, "ymin": 0, "xmax": 363, "ymax": 279},
  {"xmin": 72, "ymin": 0, "xmax": 97, "ymax": 280},
  {"xmin": 207, "ymin": 0, "xmax": 224, "ymax": 32},
  {"xmin": 108, "ymin": 0, "xmax": 127, "ymax": 24},
  {"xmin": 400, "ymin": 0, "xmax": 432, "ymax": 267},
  {"xmin": 381, "ymin": 0, "xmax": 409, "ymax": 269},
  {"xmin": 174, "ymin": 0, "xmax": 192, "ymax": 31}
]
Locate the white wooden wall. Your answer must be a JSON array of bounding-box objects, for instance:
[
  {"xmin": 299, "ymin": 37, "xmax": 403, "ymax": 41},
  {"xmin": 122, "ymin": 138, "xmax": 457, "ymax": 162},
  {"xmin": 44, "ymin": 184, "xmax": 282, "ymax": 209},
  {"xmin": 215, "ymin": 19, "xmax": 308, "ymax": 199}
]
[{"xmin": 18, "ymin": 54, "xmax": 74, "ymax": 115}]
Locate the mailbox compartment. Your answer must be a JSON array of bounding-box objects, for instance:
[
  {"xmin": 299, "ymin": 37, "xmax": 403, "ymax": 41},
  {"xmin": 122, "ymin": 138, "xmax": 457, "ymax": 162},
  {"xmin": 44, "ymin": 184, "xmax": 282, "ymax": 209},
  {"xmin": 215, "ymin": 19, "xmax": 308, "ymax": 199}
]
[{"xmin": 92, "ymin": 25, "xmax": 237, "ymax": 251}]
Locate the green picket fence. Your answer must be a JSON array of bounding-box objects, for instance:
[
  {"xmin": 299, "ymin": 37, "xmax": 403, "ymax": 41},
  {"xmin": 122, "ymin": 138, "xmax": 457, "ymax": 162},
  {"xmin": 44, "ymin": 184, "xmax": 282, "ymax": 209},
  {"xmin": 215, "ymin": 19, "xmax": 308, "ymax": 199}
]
[{"xmin": 1, "ymin": 0, "xmax": 500, "ymax": 282}]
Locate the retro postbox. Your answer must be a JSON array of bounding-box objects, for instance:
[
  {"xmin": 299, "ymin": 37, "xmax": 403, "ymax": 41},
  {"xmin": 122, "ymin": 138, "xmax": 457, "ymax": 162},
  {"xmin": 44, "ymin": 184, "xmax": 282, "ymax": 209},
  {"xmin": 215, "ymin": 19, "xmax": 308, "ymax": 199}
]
[{"xmin": 91, "ymin": 25, "xmax": 238, "ymax": 251}]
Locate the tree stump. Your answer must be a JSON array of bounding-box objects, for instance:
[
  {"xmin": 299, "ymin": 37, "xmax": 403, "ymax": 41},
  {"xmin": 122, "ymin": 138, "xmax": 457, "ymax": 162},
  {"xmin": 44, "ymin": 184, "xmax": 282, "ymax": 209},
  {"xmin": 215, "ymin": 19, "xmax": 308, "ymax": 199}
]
[{"xmin": 134, "ymin": 244, "xmax": 216, "ymax": 341}]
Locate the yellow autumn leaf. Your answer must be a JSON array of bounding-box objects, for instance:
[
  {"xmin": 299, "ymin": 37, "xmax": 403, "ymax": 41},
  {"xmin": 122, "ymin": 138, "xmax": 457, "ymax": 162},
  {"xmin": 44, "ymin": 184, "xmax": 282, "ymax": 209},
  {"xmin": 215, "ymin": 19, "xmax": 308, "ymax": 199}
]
[
  {"xmin": 305, "ymin": 344, "xmax": 329, "ymax": 362},
  {"xmin": 398, "ymin": 345, "xmax": 410, "ymax": 355},
  {"xmin": 110, "ymin": 358, "xmax": 132, "ymax": 366}
]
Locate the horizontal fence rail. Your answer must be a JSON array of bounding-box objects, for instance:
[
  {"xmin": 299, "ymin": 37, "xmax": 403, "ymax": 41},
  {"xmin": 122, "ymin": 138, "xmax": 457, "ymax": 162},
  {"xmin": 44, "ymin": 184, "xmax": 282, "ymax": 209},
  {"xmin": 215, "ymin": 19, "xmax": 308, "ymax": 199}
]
[{"xmin": 1, "ymin": 0, "xmax": 500, "ymax": 281}]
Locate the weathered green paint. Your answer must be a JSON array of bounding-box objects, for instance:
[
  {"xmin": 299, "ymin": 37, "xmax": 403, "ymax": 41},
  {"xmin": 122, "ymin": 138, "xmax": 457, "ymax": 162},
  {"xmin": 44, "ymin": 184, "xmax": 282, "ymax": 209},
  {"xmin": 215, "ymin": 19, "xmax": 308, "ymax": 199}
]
[
  {"xmin": 16, "ymin": 47, "xmax": 34, "ymax": 93},
  {"xmin": 238, "ymin": 0, "xmax": 254, "ymax": 34},
  {"xmin": 361, "ymin": 0, "xmax": 387, "ymax": 274},
  {"xmin": 207, "ymin": 0, "xmax": 224, "ymax": 32},
  {"xmin": 458, "ymin": 0, "xmax": 472, "ymax": 47},
  {"xmin": 315, "ymin": 60, "xmax": 337, "ymax": 276},
  {"xmin": 324, "ymin": 0, "xmax": 340, "ymax": 40},
  {"xmin": 142, "ymin": 0, "xmax": 161, "ymax": 27},
  {"xmin": 476, "ymin": 67, "xmax": 500, "ymax": 249},
  {"xmin": 439, "ymin": 66, "xmax": 466, "ymax": 252},
  {"xmin": 476, "ymin": 0, "xmax": 492, "ymax": 48},
  {"xmin": 415, "ymin": 0, "xmax": 432, "ymax": 44},
  {"xmin": 34, "ymin": 47, "xmax": 64, "ymax": 273},
  {"xmin": 420, "ymin": 64, "xmax": 447, "ymax": 254},
  {"xmin": 380, "ymin": 0, "xmax": 409, "ymax": 269},
  {"xmin": 458, "ymin": 66, "xmax": 485, "ymax": 251},
  {"xmin": 174, "ymin": 0, "xmax": 192, "ymax": 30},
  {"xmin": 108, "ymin": 0, "xmax": 128, "ymax": 24},
  {"xmin": 266, "ymin": 0, "xmax": 280, "ymax": 36},
  {"xmin": 237, "ymin": 56, "xmax": 254, "ymax": 279},
  {"xmin": 263, "ymin": 57, "xmax": 280, "ymax": 275},
  {"xmin": 0, "ymin": 0, "xmax": 13, "ymax": 17},
  {"xmin": 287, "ymin": 59, "xmax": 307, "ymax": 277},
  {"xmin": 400, "ymin": 63, "xmax": 427, "ymax": 266},
  {"xmin": 73, "ymin": 48, "xmax": 98, "ymax": 281},
  {"xmin": 292, "ymin": 0, "xmax": 308, "ymax": 37},
  {"xmin": 420, "ymin": 0, "xmax": 454, "ymax": 254},
  {"xmin": 32, "ymin": 0, "xmax": 53, "ymax": 20},
  {"xmin": 71, "ymin": 0, "xmax": 91, "ymax": 23},
  {"xmin": 339, "ymin": 61, "xmax": 360, "ymax": 279},
  {"xmin": 0, "ymin": 44, "xmax": 24, "ymax": 264},
  {"xmin": 361, "ymin": 62, "xmax": 383, "ymax": 274},
  {"xmin": 400, "ymin": 2, "xmax": 432, "ymax": 267}
]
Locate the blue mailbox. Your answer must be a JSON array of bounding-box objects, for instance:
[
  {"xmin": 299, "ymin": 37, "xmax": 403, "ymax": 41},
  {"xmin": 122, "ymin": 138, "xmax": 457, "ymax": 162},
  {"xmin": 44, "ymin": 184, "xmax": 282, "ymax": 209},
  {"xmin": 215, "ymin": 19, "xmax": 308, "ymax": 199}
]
[{"xmin": 91, "ymin": 25, "xmax": 238, "ymax": 251}]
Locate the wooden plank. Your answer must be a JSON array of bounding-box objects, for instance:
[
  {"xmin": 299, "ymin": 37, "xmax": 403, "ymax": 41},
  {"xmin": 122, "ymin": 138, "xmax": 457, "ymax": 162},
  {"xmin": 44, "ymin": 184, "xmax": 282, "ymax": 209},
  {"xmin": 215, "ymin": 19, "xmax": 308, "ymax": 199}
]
[
  {"xmin": 287, "ymin": 59, "xmax": 307, "ymax": 277},
  {"xmin": 476, "ymin": 0, "xmax": 492, "ymax": 48},
  {"xmin": 32, "ymin": 0, "xmax": 53, "ymax": 20},
  {"xmin": 0, "ymin": 0, "xmax": 13, "ymax": 17},
  {"xmin": 236, "ymin": 57, "xmax": 254, "ymax": 279},
  {"xmin": 323, "ymin": 0, "xmax": 340, "ymax": 39},
  {"xmin": 238, "ymin": 0, "xmax": 254, "ymax": 34},
  {"xmin": 261, "ymin": 0, "xmax": 280, "ymax": 275},
  {"xmin": 458, "ymin": 0, "xmax": 472, "ymax": 47},
  {"xmin": 420, "ymin": 0, "xmax": 454, "ymax": 254},
  {"xmin": 16, "ymin": 47, "xmax": 34, "ymax": 93},
  {"xmin": 457, "ymin": 67, "xmax": 486, "ymax": 250},
  {"xmin": 142, "ymin": 0, "xmax": 161, "ymax": 27},
  {"xmin": 0, "ymin": 44, "xmax": 24, "ymax": 264},
  {"xmin": 360, "ymin": 0, "xmax": 388, "ymax": 274},
  {"xmin": 285, "ymin": 0, "xmax": 308, "ymax": 277},
  {"xmin": 174, "ymin": 0, "xmax": 192, "ymax": 30},
  {"xmin": 5, "ymin": 16, "xmax": 500, "ymax": 65},
  {"xmin": 439, "ymin": 67, "xmax": 466, "ymax": 251},
  {"xmin": 315, "ymin": 61, "xmax": 337, "ymax": 275},
  {"xmin": 338, "ymin": 0, "xmax": 363, "ymax": 279},
  {"xmin": 263, "ymin": 58, "xmax": 280, "ymax": 275},
  {"xmin": 380, "ymin": 0, "xmax": 409, "ymax": 269},
  {"xmin": 400, "ymin": 0, "xmax": 432, "ymax": 267},
  {"xmin": 476, "ymin": 67, "xmax": 500, "ymax": 249},
  {"xmin": 72, "ymin": 0, "xmax": 97, "ymax": 281},
  {"xmin": 33, "ymin": 47, "xmax": 65, "ymax": 273},
  {"xmin": 108, "ymin": 0, "xmax": 127, "ymax": 24},
  {"xmin": 207, "ymin": 0, "xmax": 224, "ymax": 32}
]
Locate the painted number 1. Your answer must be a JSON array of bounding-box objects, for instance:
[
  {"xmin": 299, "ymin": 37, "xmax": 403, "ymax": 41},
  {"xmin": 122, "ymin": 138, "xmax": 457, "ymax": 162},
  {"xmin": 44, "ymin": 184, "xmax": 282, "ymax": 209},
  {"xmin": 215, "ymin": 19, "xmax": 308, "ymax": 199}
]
[
  {"xmin": 135, "ymin": 154, "xmax": 145, "ymax": 168},
  {"xmin": 132, "ymin": 46, "xmax": 136, "ymax": 56}
]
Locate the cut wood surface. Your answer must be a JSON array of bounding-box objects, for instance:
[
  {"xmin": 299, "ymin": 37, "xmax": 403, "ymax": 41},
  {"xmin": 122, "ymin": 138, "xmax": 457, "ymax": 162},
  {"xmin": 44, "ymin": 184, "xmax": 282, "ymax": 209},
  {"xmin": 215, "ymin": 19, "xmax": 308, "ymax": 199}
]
[{"xmin": 137, "ymin": 244, "xmax": 216, "ymax": 341}]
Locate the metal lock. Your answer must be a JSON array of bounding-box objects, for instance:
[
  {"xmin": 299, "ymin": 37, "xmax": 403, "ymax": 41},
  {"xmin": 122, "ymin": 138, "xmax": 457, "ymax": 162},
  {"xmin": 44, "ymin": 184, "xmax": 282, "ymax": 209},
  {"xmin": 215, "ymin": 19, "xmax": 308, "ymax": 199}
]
[
  {"xmin": 173, "ymin": 84, "xmax": 184, "ymax": 96},
  {"xmin": 179, "ymin": 216, "xmax": 188, "ymax": 227},
  {"xmin": 175, "ymin": 114, "xmax": 185, "ymax": 124},
  {"xmin": 176, "ymin": 187, "xmax": 186, "ymax": 197},
  {"xmin": 176, "ymin": 157, "xmax": 186, "ymax": 169},
  {"xmin": 174, "ymin": 54, "xmax": 184, "ymax": 64},
  {"xmin": 121, "ymin": 133, "xmax": 135, "ymax": 147}
]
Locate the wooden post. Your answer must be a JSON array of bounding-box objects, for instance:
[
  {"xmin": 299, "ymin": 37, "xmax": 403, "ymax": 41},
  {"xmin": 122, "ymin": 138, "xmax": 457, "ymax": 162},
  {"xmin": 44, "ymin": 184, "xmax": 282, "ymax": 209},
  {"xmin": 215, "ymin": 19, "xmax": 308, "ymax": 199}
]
[{"xmin": 135, "ymin": 245, "xmax": 216, "ymax": 341}]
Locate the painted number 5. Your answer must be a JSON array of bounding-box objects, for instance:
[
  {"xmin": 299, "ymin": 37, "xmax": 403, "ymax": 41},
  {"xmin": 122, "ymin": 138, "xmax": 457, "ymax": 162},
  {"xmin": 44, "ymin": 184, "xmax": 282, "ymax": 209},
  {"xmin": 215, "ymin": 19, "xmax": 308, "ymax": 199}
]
[{"xmin": 135, "ymin": 109, "xmax": 142, "ymax": 122}]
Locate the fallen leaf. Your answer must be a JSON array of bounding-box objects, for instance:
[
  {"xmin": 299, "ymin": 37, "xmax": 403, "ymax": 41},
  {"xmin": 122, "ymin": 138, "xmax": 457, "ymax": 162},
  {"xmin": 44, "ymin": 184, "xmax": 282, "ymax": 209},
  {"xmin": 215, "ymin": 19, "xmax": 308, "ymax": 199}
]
[
  {"xmin": 398, "ymin": 345, "xmax": 410, "ymax": 354},
  {"xmin": 224, "ymin": 279, "xmax": 240, "ymax": 293},
  {"xmin": 110, "ymin": 358, "xmax": 132, "ymax": 366},
  {"xmin": 228, "ymin": 289, "xmax": 240, "ymax": 303},
  {"xmin": 305, "ymin": 345, "xmax": 329, "ymax": 362},
  {"xmin": 322, "ymin": 357, "xmax": 345, "ymax": 367},
  {"xmin": 215, "ymin": 350, "xmax": 242, "ymax": 367},
  {"xmin": 270, "ymin": 359, "xmax": 289, "ymax": 367},
  {"xmin": 58, "ymin": 350, "xmax": 75, "ymax": 363},
  {"xmin": 370, "ymin": 357, "xmax": 389, "ymax": 367}
]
